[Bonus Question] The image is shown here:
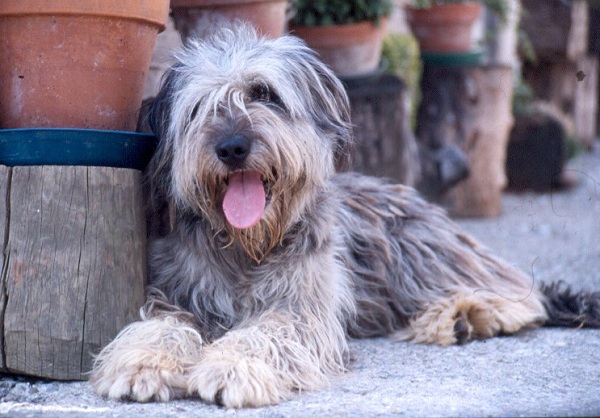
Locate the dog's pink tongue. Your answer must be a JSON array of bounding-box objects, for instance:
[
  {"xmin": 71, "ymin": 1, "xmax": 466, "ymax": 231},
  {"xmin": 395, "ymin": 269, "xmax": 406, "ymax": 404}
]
[{"xmin": 223, "ymin": 171, "xmax": 266, "ymax": 229}]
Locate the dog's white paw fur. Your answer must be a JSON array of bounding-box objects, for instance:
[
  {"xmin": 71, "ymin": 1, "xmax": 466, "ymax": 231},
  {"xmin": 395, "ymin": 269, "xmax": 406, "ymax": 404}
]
[
  {"xmin": 92, "ymin": 361, "xmax": 185, "ymax": 402},
  {"xmin": 187, "ymin": 354, "xmax": 284, "ymax": 408},
  {"xmin": 90, "ymin": 316, "xmax": 203, "ymax": 402}
]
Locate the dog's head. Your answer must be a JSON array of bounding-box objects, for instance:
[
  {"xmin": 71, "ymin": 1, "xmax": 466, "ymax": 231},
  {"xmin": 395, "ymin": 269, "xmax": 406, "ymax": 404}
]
[{"xmin": 147, "ymin": 23, "xmax": 352, "ymax": 261}]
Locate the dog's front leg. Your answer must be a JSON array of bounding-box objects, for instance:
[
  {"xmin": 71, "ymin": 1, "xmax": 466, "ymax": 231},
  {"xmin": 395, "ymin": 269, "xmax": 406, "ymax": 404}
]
[
  {"xmin": 90, "ymin": 311, "xmax": 203, "ymax": 402},
  {"xmin": 187, "ymin": 310, "xmax": 347, "ymax": 408}
]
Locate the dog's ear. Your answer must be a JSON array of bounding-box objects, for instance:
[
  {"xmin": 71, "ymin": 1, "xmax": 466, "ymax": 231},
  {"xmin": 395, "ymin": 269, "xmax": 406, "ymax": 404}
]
[
  {"xmin": 304, "ymin": 57, "xmax": 354, "ymax": 172},
  {"xmin": 148, "ymin": 64, "xmax": 181, "ymax": 141},
  {"xmin": 145, "ymin": 65, "xmax": 181, "ymax": 210},
  {"xmin": 320, "ymin": 66, "xmax": 354, "ymax": 172}
]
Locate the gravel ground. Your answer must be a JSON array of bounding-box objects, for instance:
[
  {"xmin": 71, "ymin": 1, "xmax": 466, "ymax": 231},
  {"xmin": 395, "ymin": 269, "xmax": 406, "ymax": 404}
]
[{"xmin": 1, "ymin": 144, "xmax": 599, "ymax": 417}]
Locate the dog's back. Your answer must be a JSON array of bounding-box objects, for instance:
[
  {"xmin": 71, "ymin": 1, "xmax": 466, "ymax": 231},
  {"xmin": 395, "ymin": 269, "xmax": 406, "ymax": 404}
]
[{"xmin": 333, "ymin": 172, "xmax": 597, "ymax": 344}]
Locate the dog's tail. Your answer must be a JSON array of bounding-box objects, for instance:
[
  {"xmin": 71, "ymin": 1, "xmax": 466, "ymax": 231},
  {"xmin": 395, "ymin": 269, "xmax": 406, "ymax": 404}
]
[{"xmin": 540, "ymin": 281, "xmax": 600, "ymax": 328}]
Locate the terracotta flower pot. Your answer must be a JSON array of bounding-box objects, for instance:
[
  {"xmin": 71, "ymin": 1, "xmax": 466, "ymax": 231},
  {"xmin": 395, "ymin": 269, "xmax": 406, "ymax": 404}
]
[
  {"xmin": 170, "ymin": 0, "xmax": 288, "ymax": 41},
  {"xmin": 0, "ymin": 0, "xmax": 170, "ymax": 131},
  {"xmin": 290, "ymin": 19, "xmax": 389, "ymax": 78},
  {"xmin": 405, "ymin": 2, "xmax": 482, "ymax": 53}
]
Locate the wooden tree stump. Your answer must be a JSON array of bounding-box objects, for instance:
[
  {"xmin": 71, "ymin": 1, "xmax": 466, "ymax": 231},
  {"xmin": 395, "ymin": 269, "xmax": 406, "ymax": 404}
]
[
  {"xmin": 416, "ymin": 64, "xmax": 514, "ymax": 217},
  {"xmin": 0, "ymin": 166, "xmax": 146, "ymax": 380},
  {"xmin": 522, "ymin": 56, "xmax": 598, "ymax": 149},
  {"xmin": 520, "ymin": 0, "xmax": 597, "ymax": 148},
  {"xmin": 345, "ymin": 73, "xmax": 421, "ymax": 187},
  {"xmin": 520, "ymin": 0, "xmax": 589, "ymax": 62},
  {"xmin": 0, "ymin": 166, "xmax": 9, "ymax": 372}
]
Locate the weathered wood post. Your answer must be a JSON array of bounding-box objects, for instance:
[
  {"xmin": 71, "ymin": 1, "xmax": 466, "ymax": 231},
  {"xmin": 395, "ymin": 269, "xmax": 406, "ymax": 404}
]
[
  {"xmin": 520, "ymin": 0, "xmax": 597, "ymax": 148},
  {"xmin": 416, "ymin": 63, "xmax": 514, "ymax": 217},
  {"xmin": 0, "ymin": 130, "xmax": 156, "ymax": 380},
  {"xmin": 345, "ymin": 73, "xmax": 421, "ymax": 187},
  {"xmin": 0, "ymin": 165, "xmax": 146, "ymax": 380}
]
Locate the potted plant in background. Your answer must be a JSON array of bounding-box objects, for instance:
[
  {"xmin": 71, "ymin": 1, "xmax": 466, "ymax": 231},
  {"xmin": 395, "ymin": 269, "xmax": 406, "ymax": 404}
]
[
  {"xmin": 170, "ymin": 0, "xmax": 289, "ymax": 41},
  {"xmin": 289, "ymin": 0, "xmax": 393, "ymax": 77},
  {"xmin": 0, "ymin": 0, "xmax": 169, "ymax": 131},
  {"xmin": 405, "ymin": 0, "xmax": 508, "ymax": 54}
]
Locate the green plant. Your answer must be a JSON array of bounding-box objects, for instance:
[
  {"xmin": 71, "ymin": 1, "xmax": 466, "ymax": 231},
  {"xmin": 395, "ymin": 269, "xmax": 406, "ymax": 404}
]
[
  {"xmin": 290, "ymin": 0, "xmax": 393, "ymax": 26},
  {"xmin": 512, "ymin": 76, "xmax": 534, "ymax": 116},
  {"xmin": 381, "ymin": 34, "xmax": 422, "ymax": 129},
  {"xmin": 410, "ymin": 0, "xmax": 508, "ymax": 23},
  {"xmin": 516, "ymin": 7, "xmax": 537, "ymax": 64}
]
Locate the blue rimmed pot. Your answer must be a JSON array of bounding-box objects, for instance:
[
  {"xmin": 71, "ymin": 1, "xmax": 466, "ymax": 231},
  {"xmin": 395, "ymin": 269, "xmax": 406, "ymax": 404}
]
[{"xmin": 0, "ymin": 128, "xmax": 157, "ymax": 380}]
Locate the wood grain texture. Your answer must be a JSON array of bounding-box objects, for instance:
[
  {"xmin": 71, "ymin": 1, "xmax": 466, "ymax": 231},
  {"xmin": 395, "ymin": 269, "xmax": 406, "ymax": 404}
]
[
  {"xmin": 573, "ymin": 56, "xmax": 598, "ymax": 148},
  {"xmin": 417, "ymin": 65, "xmax": 514, "ymax": 217},
  {"xmin": 520, "ymin": 0, "xmax": 588, "ymax": 62},
  {"xmin": 2, "ymin": 166, "xmax": 146, "ymax": 380},
  {"xmin": 0, "ymin": 166, "xmax": 10, "ymax": 371},
  {"xmin": 445, "ymin": 67, "xmax": 514, "ymax": 217},
  {"xmin": 347, "ymin": 74, "xmax": 421, "ymax": 187},
  {"xmin": 523, "ymin": 56, "xmax": 598, "ymax": 149}
]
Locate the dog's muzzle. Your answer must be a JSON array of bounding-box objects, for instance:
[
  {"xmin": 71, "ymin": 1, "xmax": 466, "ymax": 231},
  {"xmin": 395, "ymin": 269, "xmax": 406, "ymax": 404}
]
[{"xmin": 216, "ymin": 135, "xmax": 266, "ymax": 230}]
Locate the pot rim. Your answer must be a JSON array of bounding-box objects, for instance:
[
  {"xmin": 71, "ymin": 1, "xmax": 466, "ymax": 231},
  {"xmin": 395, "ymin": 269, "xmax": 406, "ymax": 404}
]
[
  {"xmin": 405, "ymin": 2, "xmax": 481, "ymax": 20},
  {"xmin": 289, "ymin": 18, "xmax": 389, "ymax": 46},
  {"xmin": 0, "ymin": 0, "xmax": 170, "ymax": 29},
  {"xmin": 170, "ymin": 0, "xmax": 286, "ymax": 7},
  {"xmin": 0, "ymin": 128, "xmax": 158, "ymax": 171}
]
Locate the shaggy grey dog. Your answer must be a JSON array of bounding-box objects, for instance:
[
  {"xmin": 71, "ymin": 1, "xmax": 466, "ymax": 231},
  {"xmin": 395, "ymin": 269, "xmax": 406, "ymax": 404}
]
[{"xmin": 90, "ymin": 24, "xmax": 600, "ymax": 408}]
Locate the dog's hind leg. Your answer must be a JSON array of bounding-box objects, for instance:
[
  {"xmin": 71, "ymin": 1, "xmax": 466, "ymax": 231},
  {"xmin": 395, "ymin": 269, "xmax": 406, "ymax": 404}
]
[
  {"xmin": 394, "ymin": 289, "xmax": 548, "ymax": 346},
  {"xmin": 90, "ymin": 302, "xmax": 203, "ymax": 402}
]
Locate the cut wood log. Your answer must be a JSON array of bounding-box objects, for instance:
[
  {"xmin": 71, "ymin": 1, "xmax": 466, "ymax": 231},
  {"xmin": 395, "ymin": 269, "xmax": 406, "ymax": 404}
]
[
  {"xmin": 520, "ymin": 0, "xmax": 588, "ymax": 62},
  {"xmin": 416, "ymin": 64, "xmax": 514, "ymax": 217},
  {"xmin": 0, "ymin": 166, "xmax": 146, "ymax": 380},
  {"xmin": 573, "ymin": 56, "xmax": 599, "ymax": 147},
  {"xmin": 523, "ymin": 55, "xmax": 598, "ymax": 149},
  {"xmin": 345, "ymin": 73, "xmax": 421, "ymax": 186},
  {"xmin": 0, "ymin": 165, "xmax": 9, "ymax": 371},
  {"xmin": 519, "ymin": 0, "xmax": 597, "ymax": 147}
]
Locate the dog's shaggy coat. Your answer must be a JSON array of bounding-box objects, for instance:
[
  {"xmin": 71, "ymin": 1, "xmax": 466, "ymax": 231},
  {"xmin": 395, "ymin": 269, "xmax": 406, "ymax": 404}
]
[{"xmin": 90, "ymin": 25, "xmax": 600, "ymax": 408}]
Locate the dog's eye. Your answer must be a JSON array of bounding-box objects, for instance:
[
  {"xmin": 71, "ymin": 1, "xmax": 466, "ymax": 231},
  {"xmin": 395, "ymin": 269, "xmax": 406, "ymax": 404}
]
[
  {"xmin": 249, "ymin": 83, "xmax": 272, "ymax": 102},
  {"xmin": 190, "ymin": 101, "xmax": 201, "ymax": 121},
  {"xmin": 184, "ymin": 101, "xmax": 202, "ymax": 132},
  {"xmin": 249, "ymin": 83, "xmax": 286, "ymax": 112}
]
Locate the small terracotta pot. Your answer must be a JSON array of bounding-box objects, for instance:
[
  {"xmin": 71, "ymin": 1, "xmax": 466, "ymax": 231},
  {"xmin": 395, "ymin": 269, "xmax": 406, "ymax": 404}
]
[
  {"xmin": 0, "ymin": 0, "xmax": 170, "ymax": 131},
  {"xmin": 170, "ymin": 0, "xmax": 288, "ymax": 41},
  {"xmin": 405, "ymin": 3, "xmax": 481, "ymax": 53},
  {"xmin": 290, "ymin": 19, "xmax": 389, "ymax": 77}
]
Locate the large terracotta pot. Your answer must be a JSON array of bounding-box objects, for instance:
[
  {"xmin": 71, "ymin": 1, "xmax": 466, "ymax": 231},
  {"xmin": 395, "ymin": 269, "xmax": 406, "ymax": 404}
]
[
  {"xmin": 405, "ymin": 2, "xmax": 481, "ymax": 53},
  {"xmin": 290, "ymin": 19, "xmax": 389, "ymax": 77},
  {"xmin": 170, "ymin": 0, "xmax": 288, "ymax": 41},
  {"xmin": 0, "ymin": 0, "xmax": 170, "ymax": 131}
]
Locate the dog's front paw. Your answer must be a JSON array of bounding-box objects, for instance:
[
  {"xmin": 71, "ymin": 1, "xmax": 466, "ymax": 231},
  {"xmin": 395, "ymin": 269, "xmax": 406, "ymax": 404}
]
[
  {"xmin": 187, "ymin": 356, "xmax": 284, "ymax": 408},
  {"xmin": 91, "ymin": 361, "xmax": 186, "ymax": 402},
  {"xmin": 90, "ymin": 317, "xmax": 203, "ymax": 402}
]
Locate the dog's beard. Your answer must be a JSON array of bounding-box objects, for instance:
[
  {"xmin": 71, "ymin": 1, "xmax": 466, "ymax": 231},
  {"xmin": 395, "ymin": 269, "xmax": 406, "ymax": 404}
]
[
  {"xmin": 225, "ymin": 215, "xmax": 284, "ymax": 264},
  {"xmin": 223, "ymin": 183, "xmax": 291, "ymax": 264}
]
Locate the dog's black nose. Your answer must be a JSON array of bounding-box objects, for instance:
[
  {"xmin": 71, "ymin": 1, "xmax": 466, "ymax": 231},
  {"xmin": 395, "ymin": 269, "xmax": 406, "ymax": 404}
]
[{"xmin": 215, "ymin": 135, "xmax": 251, "ymax": 168}]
